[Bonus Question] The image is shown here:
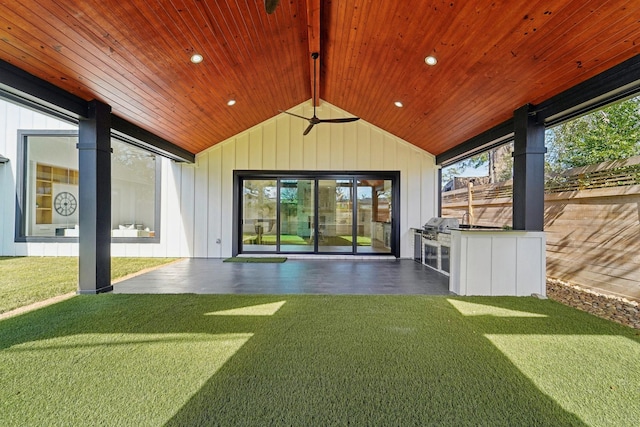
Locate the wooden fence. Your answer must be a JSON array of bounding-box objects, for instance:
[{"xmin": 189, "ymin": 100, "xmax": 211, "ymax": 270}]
[{"xmin": 442, "ymin": 155, "xmax": 640, "ymax": 300}]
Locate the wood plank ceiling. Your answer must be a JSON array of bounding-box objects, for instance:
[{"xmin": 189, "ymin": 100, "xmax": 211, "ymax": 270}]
[{"xmin": 0, "ymin": 0, "xmax": 639, "ymax": 156}]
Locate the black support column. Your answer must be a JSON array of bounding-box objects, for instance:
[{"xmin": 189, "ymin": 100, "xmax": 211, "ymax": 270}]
[
  {"xmin": 512, "ymin": 104, "xmax": 546, "ymax": 231},
  {"xmin": 78, "ymin": 100, "xmax": 112, "ymax": 294}
]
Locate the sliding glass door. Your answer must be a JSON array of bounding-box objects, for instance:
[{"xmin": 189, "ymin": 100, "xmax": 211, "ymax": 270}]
[
  {"xmin": 241, "ymin": 179, "xmax": 277, "ymax": 251},
  {"xmin": 236, "ymin": 172, "xmax": 398, "ymax": 256},
  {"xmin": 279, "ymin": 179, "xmax": 315, "ymax": 252},
  {"xmin": 317, "ymin": 179, "xmax": 354, "ymax": 253},
  {"xmin": 356, "ymin": 179, "xmax": 393, "ymax": 254}
]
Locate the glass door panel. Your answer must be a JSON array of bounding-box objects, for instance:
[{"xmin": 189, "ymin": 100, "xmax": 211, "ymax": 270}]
[
  {"xmin": 357, "ymin": 179, "xmax": 392, "ymax": 253},
  {"xmin": 241, "ymin": 179, "xmax": 277, "ymax": 252},
  {"xmin": 318, "ymin": 179, "xmax": 354, "ymax": 253},
  {"xmin": 279, "ymin": 179, "xmax": 314, "ymax": 252}
]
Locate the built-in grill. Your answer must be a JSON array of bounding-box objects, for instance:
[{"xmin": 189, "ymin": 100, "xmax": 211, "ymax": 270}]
[
  {"xmin": 420, "ymin": 217, "xmax": 459, "ymax": 275},
  {"xmin": 423, "ymin": 217, "xmax": 459, "ymax": 238}
]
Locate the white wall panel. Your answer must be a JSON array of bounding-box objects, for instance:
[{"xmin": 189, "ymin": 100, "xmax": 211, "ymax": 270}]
[
  {"xmin": 316, "ymin": 123, "xmax": 331, "ymax": 170},
  {"xmin": 276, "ymin": 116, "xmax": 290, "ymax": 170},
  {"xmin": 15, "ymin": 243, "xmax": 28, "ymax": 256},
  {"xmin": 407, "ymin": 153, "xmax": 422, "ymax": 248},
  {"xmin": 43, "ymin": 243, "xmax": 58, "ymax": 256},
  {"xmin": 1, "ymin": 99, "xmax": 438, "ymax": 259},
  {"xmin": 516, "ymin": 236, "xmax": 546, "ymax": 296},
  {"xmin": 329, "ymin": 123, "xmax": 344, "ymax": 170},
  {"xmin": 248, "ymin": 129, "xmax": 262, "ymax": 170},
  {"xmin": 123, "ymin": 244, "xmax": 140, "ymax": 258},
  {"xmin": 467, "ymin": 236, "xmax": 493, "ymax": 295},
  {"xmin": 370, "ymin": 129, "xmax": 384, "ymax": 170},
  {"xmin": 176, "ymin": 101, "xmax": 439, "ymax": 259},
  {"xmin": 165, "ymin": 162, "xmax": 183, "ymax": 257},
  {"xmin": 382, "ymin": 134, "xmax": 397, "ymax": 170},
  {"xmin": 207, "ymin": 148, "xmax": 223, "ymax": 257},
  {"xmin": 289, "ymin": 115, "xmax": 304, "ymax": 170},
  {"xmin": 56, "ymin": 242, "xmax": 73, "ymax": 257},
  {"xmin": 137, "ymin": 243, "xmax": 154, "ymax": 258},
  {"xmin": 262, "ymin": 122, "xmax": 276, "ymax": 170},
  {"xmin": 397, "ymin": 143, "xmax": 410, "ymax": 256},
  {"xmin": 356, "ymin": 122, "xmax": 371, "ymax": 170},
  {"xmin": 235, "ymin": 133, "xmax": 249, "ymax": 169},
  {"xmin": 492, "ymin": 237, "xmax": 517, "ymax": 295},
  {"xmin": 22, "ymin": 242, "xmax": 40, "ymax": 256},
  {"xmin": 220, "ymin": 143, "xmax": 235, "ymax": 256},
  {"xmin": 193, "ymin": 154, "xmax": 209, "ymax": 257},
  {"xmin": 180, "ymin": 165, "xmax": 196, "ymax": 257},
  {"xmin": 343, "ymin": 123, "xmax": 358, "ymax": 171},
  {"xmin": 303, "ymin": 126, "xmax": 317, "ymax": 170}
]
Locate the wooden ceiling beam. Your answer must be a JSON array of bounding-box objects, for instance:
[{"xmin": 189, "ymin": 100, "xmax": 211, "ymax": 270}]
[{"xmin": 305, "ymin": 0, "xmax": 320, "ymax": 106}]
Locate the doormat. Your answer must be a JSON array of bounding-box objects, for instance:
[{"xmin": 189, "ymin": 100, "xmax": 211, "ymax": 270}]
[{"xmin": 223, "ymin": 257, "xmax": 288, "ymax": 263}]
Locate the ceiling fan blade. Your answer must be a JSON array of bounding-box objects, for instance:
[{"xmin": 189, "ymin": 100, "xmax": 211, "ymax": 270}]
[
  {"xmin": 279, "ymin": 110, "xmax": 311, "ymax": 121},
  {"xmin": 317, "ymin": 117, "xmax": 360, "ymax": 123},
  {"xmin": 303, "ymin": 123, "xmax": 315, "ymax": 136}
]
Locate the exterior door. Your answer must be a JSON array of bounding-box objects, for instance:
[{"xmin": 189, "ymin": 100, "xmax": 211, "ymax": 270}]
[
  {"xmin": 241, "ymin": 179, "xmax": 277, "ymax": 252},
  {"xmin": 356, "ymin": 179, "xmax": 393, "ymax": 254},
  {"xmin": 236, "ymin": 172, "xmax": 399, "ymax": 257},
  {"xmin": 279, "ymin": 179, "xmax": 315, "ymax": 252},
  {"xmin": 317, "ymin": 179, "xmax": 354, "ymax": 253}
]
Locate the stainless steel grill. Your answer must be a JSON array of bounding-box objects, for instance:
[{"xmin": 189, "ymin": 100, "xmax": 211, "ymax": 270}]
[
  {"xmin": 421, "ymin": 217, "xmax": 459, "ymax": 275},
  {"xmin": 423, "ymin": 217, "xmax": 459, "ymax": 239}
]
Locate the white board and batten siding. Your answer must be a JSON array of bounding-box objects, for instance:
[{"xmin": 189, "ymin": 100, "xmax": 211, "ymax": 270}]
[
  {"xmin": 182, "ymin": 101, "xmax": 439, "ymax": 259},
  {"xmin": 1, "ymin": 99, "xmax": 439, "ymax": 258}
]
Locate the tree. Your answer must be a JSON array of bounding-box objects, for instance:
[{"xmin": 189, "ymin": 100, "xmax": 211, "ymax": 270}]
[
  {"xmin": 545, "ymin": 96, "xmax": 640, "ymax": 172},
  {"xmin": 441, "ymin": 143, "xmax": 513, "ymax": 188},
  {"xmin": 487, "ymin": 144, "xmax": 513, "ymax": 183}
]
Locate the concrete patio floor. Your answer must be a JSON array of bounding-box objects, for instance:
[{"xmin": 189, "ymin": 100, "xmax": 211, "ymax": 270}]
[{"xmin": 113, "ymin": 258, "xmax": 450, "ymax": 295}]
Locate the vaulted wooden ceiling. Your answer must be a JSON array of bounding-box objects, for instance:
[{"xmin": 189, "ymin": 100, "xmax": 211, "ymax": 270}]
[{"xmin": 1, "ymin": 1, "xmax": 639, "ymax": 157}]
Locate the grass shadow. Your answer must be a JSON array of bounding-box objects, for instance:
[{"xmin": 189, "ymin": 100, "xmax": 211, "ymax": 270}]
[
  {"xmin": 165, "ymin": 296, "xmax": 640, "ymax": 426},
  {"xmin": 2, "ymin": 295, "xmax": 638, "ymax": 426}
]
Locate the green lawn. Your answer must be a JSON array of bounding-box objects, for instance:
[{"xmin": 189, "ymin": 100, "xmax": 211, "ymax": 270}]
[
  {"xmin": 1, "ymin": 294, "xmax": 638, "ymax": 426},
  {"xmin": 0, "ymin": 257, "xmax": 177, "ymax": 314}
]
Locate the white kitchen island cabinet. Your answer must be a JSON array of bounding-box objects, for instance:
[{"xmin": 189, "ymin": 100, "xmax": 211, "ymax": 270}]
[{"xmin": 450, "ymin": 229, "xmax": 546, "ymax": 296}]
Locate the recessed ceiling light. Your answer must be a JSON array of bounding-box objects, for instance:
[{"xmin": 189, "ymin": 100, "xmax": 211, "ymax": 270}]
[
  {"xmin": 227, "ymin": 99, "xmax": 236, "ymax": 106},
  {"xmin": 425, "ymin": 55, "xmax": 437, "ymax": 66},
  {"xmin": 394, "ymin": 101, "xmax": 403, "ymax": 108},
  {"xmin": 190, "ymin": 53, "xmax": 203, "ymax": 64}
]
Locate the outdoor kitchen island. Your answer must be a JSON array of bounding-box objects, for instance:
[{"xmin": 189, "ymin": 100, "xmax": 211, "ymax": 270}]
[{"xmin": 449, "ymin": 228, "xmax": 546, "ymax": 297}]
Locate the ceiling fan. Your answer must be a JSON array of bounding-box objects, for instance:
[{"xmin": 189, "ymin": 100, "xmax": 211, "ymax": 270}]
[{"xmin": 280, "ymin": 52, "xmax": 360, "ymax": 136}]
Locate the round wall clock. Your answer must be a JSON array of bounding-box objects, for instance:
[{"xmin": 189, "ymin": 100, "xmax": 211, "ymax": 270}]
[{"xmin": 54, "ymin": 192, "xmax": 77, "ymax": 216}]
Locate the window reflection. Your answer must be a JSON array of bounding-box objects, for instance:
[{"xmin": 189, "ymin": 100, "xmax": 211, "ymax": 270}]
[{"xmin": 19, "ymin": 133, "xmax": 160, "ymax": 239}]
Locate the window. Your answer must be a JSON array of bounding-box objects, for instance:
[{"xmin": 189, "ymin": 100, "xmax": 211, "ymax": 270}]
[
  {"xmin": 18, "ymin": 132, "xmax": 79, "ymax": 237},
  {"xmin": 16, "ymin": 131, "xmax": 160, "ymax": 241},
  {"xmin": 441, "ymin": 142, "xmax": 514, "ymax": 228},
  {"xmin": 111, "ymin": 139, "xmax": 160, "ymax": 240}
]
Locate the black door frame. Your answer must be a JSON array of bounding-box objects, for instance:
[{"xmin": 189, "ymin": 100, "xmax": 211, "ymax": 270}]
[{"xmin": 233, "ymin": 170, "xmax": 400, "ymax": 257}]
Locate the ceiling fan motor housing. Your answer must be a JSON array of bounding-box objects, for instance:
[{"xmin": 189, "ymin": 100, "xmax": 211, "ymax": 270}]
[{"xmin": 279, "ymin": 52, "xmax": 360, "ymax": 135}]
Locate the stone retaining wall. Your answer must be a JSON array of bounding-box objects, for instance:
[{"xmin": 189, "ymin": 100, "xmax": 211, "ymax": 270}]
[{"xmin": 546, "ymin": 277, "xmax": 640, "ymax": 329}]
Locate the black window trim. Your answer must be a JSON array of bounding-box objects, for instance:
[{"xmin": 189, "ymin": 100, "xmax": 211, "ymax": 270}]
[{"xmin": 14, "ymin": 129, "xmax": 162, "ymax": 243}]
